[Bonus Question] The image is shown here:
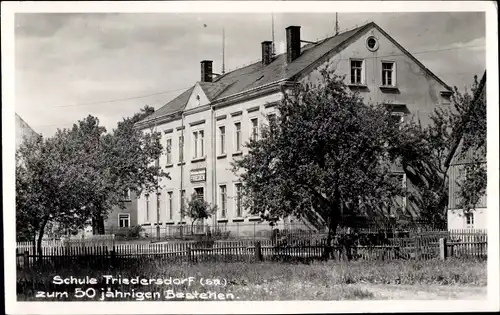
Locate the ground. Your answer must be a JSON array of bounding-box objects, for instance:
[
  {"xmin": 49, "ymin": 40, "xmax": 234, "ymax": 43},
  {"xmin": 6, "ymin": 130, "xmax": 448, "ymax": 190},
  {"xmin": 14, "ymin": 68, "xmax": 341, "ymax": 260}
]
[
  {"xmin": 330, "ymin": 284, "xmax": 486, "ymax": 300},
  {"xmin": 17, "ymin": 259, "xmax": 487, "ymax": 301}
]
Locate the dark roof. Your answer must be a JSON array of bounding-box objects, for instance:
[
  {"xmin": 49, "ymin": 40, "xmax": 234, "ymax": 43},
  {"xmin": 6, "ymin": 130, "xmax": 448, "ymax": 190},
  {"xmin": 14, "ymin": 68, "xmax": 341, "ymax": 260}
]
[
  {"xmin": 199, "ymin": 81, "xmax": 232, "ymax": 100},
  {"xmin": 141, "ymin": 86, "xmax": 194, "ymax": 123},
  {"xmin": 139, "ymin": 22, "xmax": 451, "ymax": 126},
  {"xmin": 211, "ymin": 25, "xmax": 364, "ymax": 100}
]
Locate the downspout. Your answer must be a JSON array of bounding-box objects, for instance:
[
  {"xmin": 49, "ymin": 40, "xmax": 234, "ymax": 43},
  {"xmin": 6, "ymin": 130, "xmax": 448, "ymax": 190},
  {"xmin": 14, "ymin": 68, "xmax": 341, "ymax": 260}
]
[
  {"xmin": 180, "ymin": 113, "xmax": 185, "ymax": 237},
  {"xmin": 211, "ymin": 104, "xmax": 218, "ymax": 231}
]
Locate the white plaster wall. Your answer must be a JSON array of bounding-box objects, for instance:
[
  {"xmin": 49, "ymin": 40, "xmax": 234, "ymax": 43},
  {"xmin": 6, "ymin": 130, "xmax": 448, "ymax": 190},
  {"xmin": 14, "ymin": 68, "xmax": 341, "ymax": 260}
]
[
  {"xmin": 447, "ymin": 208, "xmax": 487, "ymax": 230},
  {"xmin": 302, "ymin": 26, "xmax": 450, "ymax": 127}
]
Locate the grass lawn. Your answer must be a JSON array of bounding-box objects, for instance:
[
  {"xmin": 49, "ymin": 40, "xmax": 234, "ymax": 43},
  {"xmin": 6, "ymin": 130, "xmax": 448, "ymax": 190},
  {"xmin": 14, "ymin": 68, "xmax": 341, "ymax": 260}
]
[{"xmin": 17, "ymin": 259, "xmax": 487, "ymax": 301}]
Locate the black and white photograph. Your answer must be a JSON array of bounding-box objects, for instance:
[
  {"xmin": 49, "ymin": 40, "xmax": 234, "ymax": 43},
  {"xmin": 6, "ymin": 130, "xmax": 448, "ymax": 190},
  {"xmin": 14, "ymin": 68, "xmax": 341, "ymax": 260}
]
[{"xmin": 2, "ymin": 1, "xmax": 499, "ymax": 314}]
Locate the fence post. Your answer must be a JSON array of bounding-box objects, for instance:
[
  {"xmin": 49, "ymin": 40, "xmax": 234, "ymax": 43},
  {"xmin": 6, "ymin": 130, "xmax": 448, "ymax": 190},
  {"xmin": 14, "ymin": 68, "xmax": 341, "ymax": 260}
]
[
  {"xmin": 439, "ymin": 238, "xmax": 447, "ymax": 261},
  {"xmin": 255, "ymin": 241, "xmax": 262, "ymax": 261},
  {"xmin": 110, "ymin": 249, "xmax": 116, "ymax": 267},
  {"xmin": 187, "ymin": 246, "xmax": 192, "ymax": 263},
  {"xmin": 23, "ymin": 250, "xmax": 29, "ymax": 269},
  {"xmin": 415, "ymin": 236, "xmax": 420, "ymax": 260}
]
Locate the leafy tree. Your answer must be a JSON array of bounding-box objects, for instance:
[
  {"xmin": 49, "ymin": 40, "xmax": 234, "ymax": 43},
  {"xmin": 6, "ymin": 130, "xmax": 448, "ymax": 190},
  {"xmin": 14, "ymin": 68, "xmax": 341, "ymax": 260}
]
[
  {"xmin": 232, "ymin": 71, "xmax": 404, "ymax": 258},
  {"xmin": 185, "ymin": 193, "xmax": 217, "ymax": 235},
  {"xmin": 455, "ymin": 73, "xmax": 486, "ymax": 214},
  {"xmin": 90, "ymin": 105, "xmax": 167, "ymax": 233},
  {"xmin": 16, "ymin": 129, "xmax": 100, "ymax": 257},
  {"xmin": 15, "ymin": 106, "xmax": 167, "ymax": 259},
  {"xmin": 393, "ymin": 72, "xmax": 486, "ymax": 224}
]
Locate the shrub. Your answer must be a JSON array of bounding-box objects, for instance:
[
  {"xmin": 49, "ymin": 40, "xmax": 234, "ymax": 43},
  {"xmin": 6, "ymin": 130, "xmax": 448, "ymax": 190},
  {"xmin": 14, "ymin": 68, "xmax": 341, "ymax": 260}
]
[{"xmin": 126, "ymin": 225, "xmax": 143, "ymax": 238}]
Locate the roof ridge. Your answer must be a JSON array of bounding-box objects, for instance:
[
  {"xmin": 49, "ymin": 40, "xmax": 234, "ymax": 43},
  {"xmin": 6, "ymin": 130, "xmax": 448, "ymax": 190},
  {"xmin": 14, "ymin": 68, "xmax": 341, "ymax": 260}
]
[{"xmin": 215, "ymin": 22, "xmax": 371, "ymax": 82}]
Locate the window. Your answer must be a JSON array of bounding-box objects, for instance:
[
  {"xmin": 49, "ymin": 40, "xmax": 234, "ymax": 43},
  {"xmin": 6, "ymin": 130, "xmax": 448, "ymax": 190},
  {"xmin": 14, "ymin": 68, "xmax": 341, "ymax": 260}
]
[
  {"xmin": 219, "ymin": 126, "xmax": 226, "ymax": 155},
  {"xmin": 268, "ymin": 113, "xmax": 277, "ymax": 125},
  {"xmin": 235, "ymin": 122, "xmax": 242, "ymax": 152},
  {"xmin": 178, "ymin": 135, "xmax": 184, "ymax": 162},
  {"xmin": 235, "ymin": 183, "xmax": 243, "ymax": 217},
  {"xmin": 466, "ymin": 213, "xmax": 474, "ymax": 228},
  {"xmin": 251, "ymin": 118, "xmax": 259, "ymax": 141},
  {"xmin": 200, "ymin": 131, "xmax": 204, "ymax": 157},
  {"xmin": 382, "ymin": 62, "xmax": 395, "ymax": 86},
  {"xmin": 145, "ymin": 194, "xmax": 150, "ymax": 222},
  {"xmin": 350, "ymin": 60, "xmax": 364, "ymax": 85},
  {"xmin": 122, "ymin": 189, "xmax": 131, "ymax": 201},
  {"xmin": 366, "ymin": 36, "xmax": 379, "ymax": 51},
  {"xmin": 390, "ymin": 112, "xmax": 404, "ymax": 125},
  {"xmin": 220, "ymin": 185, "xmax": 227, "ymax": 218},
  {"xmin": 458, "ymin": 167, "xmax": 468, "ymax": 179},
  {"xmin": 193, "ymin": 132, "xmax": 198, "ymax": 158},
  {"xmin": 193, "ymin": 130, "xmax": 204, "ymax": 159},
  {"xmin": 118, "ymin": 214, "xmax": 130, "ymax": 228},
  {"xmin": 166, "ymin": 138, "xmax": 172, "ymax": 165},
  {"xmin": 194, "ymin": 187, "xmax": 204, "ymax": 201},
  {"xmin": 168, "ymin": 191, "xmax": 173, "ymax": 220}
]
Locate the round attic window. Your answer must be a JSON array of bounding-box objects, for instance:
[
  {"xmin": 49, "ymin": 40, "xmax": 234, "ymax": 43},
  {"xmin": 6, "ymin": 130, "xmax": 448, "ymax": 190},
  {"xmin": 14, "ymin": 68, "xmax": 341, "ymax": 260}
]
[{"xmin": 366, "ymin": 36, "xmax": 379, "ymax": 51}]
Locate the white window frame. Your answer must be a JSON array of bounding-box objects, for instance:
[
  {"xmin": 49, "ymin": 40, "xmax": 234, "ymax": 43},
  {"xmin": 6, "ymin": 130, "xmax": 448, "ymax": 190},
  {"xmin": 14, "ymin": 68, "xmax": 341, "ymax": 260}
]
[
  {"xmin": 465, "ymin": 212, "xmax": 474, "ymax": 228},
  {"xmin": 234, "ymin": 122, "xmax": 242, "ymax": 152},
  {"xmin": 267, "ymin": 113, "xmax": 277, "ymax": 125},
  {"xmin": 381, "ymin": 61, "xmax": 396, "ymax": 87},
  {"xmin": 390, "ymin": 112, "xmax": 405, "ymax": 130},
  {"xmin": 123, "ymin": 189, "xmax": 131, "ymax": 201},
  {"xmin": 350, "ymin": 59, "xmax": 365, "ymax": 85},
  {"xmin": 219, "ymin": 125, "xmax": 226, "ymax": 155},
  {"xmin": 235, "ymin": 183, "xmax": 243, "ymax": 218},
  {"xmin": 167, "ymin": 191, "xmax": 174, "ymax": 221},
  {"xmin": 178, "ymin": 135, "xmax": 184, "ymax": 163},
  {"xmin": 192, "ymin": 130, "xmax": 205, "ymax": 159},
  {"xmin": 220, "ymin": 185, "xmax": 227, "ymax": 218},
  {"xmin": 250, "ymin": 117, "xmax": 259, "ymax": 141},
  {"xmin": 118, "ymin": 213, "xmax": 130, "ymax": 228},
  {"xmin": 194, "ymin": 186, "xmax": 204, "ymax": 201},
  {"xmin": 166, "ymin": 138, "xmax": 172, "ymax": 165}
]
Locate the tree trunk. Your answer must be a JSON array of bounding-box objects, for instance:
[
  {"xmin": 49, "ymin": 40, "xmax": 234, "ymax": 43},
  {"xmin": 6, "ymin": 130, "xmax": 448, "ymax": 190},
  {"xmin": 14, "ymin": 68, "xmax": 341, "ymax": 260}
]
[
  {"xmin": 322, "ymin": 214, "xmax": 338, "ymax": 260},
  {"xmin": 32, "ymin": 234, "xmax": 36, "ymax": 262},
  {"xmin": 92, "ymin": 213, "xmax": 105, "ymax": 235},
  {"xmin": 36, "ymin": 217, "xmax": 49, "ymax": 264}
]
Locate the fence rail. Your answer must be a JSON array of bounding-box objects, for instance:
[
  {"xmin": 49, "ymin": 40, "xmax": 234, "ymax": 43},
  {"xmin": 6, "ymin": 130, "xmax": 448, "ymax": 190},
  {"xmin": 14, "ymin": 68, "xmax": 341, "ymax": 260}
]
[{"xmin": 16, "ymin": 233, "xmax": 486, "ymax": 269}]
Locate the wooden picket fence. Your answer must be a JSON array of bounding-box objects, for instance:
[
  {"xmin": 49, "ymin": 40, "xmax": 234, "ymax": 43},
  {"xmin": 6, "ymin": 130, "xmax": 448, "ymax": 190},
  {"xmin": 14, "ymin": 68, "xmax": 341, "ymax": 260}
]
[{"xmin": 16, "ymin": 232, "xmax": 487, "ymax": 269}]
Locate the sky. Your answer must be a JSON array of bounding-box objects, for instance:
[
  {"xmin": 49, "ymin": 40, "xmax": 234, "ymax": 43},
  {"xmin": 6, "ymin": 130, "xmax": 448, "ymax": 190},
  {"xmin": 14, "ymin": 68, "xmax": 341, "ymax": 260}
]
[{"xmin": 15, "ymin": 12, "xmax": 486, "ymax": 136}]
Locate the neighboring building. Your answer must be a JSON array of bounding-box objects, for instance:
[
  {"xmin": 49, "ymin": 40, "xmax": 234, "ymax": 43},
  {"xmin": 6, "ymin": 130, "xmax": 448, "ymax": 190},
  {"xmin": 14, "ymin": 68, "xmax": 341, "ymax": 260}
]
[
  {"xmin": 135, "ymin": 22, "xmax": 452, "ymax": 237},
  {"xmin": 103, "ymin": 190, "xmax": 139, "ymax": 234},
  {"xmin": 15, "ymin": 113, "xmax": 37, "ymax": 151},
  {"xmin": 447, "ymin": 72, "xmax": 486, "ymax": 230}
]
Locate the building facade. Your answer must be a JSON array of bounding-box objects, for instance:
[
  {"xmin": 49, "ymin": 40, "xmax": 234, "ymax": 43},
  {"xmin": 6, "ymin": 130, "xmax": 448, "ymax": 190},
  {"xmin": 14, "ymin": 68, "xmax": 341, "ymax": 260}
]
[
  {"xmin": 135, "ymin": 22, "xmax": 452, "ymax": 237},
  {"xmin": 15, "ymin": 113, "xmax": 37, "ymax": 150},
  {"xmin": 103, "ymin": 190, "xmax": 140, "ymax": 234}
]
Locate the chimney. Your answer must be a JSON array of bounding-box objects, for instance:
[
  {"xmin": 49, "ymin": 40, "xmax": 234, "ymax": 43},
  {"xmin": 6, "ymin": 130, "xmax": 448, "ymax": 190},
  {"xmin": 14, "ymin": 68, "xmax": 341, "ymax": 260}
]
[
  {"xmin": 285, "ymin": 26, "xmax": 301, "ymax": 63},
  {"xmin": 261, "ymin": 41, "xmax": 273, "ymax": 65},
  {"xmin": 200, "ymin": 60, "xmax": 213, "ymax": 82}
]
